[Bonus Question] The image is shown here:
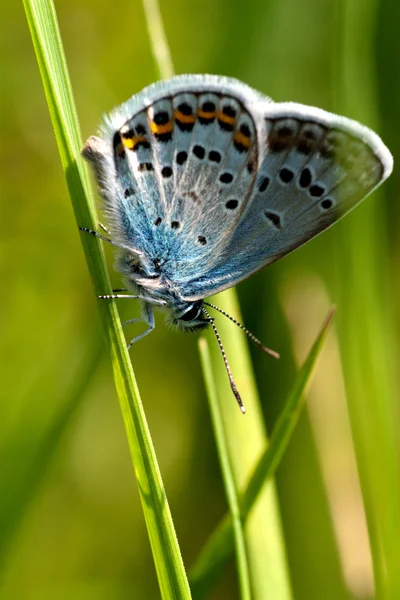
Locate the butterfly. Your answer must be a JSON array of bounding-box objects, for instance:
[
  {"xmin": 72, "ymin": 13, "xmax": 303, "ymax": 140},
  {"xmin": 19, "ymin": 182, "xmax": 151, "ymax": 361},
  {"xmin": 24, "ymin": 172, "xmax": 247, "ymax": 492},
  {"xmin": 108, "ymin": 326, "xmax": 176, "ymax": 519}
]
[{"xmin": 81, "ymin": 74, "xmax": 393, "ymax": 411}]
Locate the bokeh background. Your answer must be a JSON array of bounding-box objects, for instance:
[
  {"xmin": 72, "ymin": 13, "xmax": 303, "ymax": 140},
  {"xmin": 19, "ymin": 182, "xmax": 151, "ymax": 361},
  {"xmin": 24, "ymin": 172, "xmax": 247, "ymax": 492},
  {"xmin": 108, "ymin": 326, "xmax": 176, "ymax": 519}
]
[{"xmin": 1, "ymin": 0, "xmax": 399, "ymax": 598}]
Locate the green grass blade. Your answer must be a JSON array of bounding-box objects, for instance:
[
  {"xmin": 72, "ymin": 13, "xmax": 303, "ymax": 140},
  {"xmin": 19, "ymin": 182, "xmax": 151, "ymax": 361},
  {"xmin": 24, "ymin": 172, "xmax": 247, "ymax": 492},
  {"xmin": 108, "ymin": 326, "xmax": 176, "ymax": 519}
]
[
  {"xmin": 199, "ymin": 338, "xmax": 252, "ymax": 600},
  {"xmin": 142, "ymin": 0, "xmax": 275, "ymax": 595},
  {"xmin": 141, "ymin": 3, "xmax": 290, "ymax": 595},
  {"xmin": 22, "ymin": 1, "xmax": 191, "ymax": 597},
  {"xmin": 334, "ymin": 1, "xmax": 400, "ymax": 598},
  {"xmin": 198, "ymin": 292, "xmax": 292, "ymax": 599},
  {"xmin": 241, "ymin": 307, "xmax": 335, "ymax": 516},
  {"xmin": 190, "ymin": 307, "xmax": 336, "ymax": 598},
  {"xmin": 142, "ymin": 0, "xmax": 174, "ymax": 80}
]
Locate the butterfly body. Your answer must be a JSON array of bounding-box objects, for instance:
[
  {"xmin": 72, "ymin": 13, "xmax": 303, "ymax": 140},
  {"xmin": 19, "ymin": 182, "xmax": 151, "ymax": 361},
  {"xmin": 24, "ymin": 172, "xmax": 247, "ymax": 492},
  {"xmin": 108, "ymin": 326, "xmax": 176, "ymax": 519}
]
[{"xmin": 82, "ymin": 74, "xmax": 393, "ymax": 335}]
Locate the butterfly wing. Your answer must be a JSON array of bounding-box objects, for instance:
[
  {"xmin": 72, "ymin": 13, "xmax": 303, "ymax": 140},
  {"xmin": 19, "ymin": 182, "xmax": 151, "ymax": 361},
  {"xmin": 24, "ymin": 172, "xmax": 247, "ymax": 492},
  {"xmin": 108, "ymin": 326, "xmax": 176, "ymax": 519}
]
[
  {"xmin": 83, "ymin": 75, "xmax": 264, "ymax": 281},
  {"xmin": 180, "ymin": 102, "xmax": 393, "ymax": 300}
]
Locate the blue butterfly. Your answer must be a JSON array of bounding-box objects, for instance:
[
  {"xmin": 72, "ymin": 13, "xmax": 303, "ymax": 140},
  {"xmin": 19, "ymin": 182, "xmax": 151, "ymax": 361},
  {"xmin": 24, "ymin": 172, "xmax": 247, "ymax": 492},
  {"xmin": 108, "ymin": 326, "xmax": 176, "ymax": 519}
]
[{"xmin": 81, "ymin": 75, "xmax": 393, "ymax": 411}]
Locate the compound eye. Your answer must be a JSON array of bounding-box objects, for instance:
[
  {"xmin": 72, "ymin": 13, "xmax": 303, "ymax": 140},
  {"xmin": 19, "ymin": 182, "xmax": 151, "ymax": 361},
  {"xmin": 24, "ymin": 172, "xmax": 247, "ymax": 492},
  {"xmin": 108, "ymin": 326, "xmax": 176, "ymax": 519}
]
[
  {"xmin": 130, "ymin": 262, "xmax": 145, "ymax": 276},
  {"xmin": 180, "ymin": 305, "xmax": 201, "ymax": 322}
]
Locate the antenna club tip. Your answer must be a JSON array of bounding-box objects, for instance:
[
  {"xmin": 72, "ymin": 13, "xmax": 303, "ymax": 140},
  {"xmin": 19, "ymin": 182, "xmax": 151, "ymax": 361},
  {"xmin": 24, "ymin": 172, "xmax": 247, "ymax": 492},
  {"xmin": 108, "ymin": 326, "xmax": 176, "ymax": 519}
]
[
  {"xmin": 260, "ymin": 345, "xmax": 280, "ymax": 359},
  {"xmin": 240, "ymin": 406, "xmax": 246, "ymax": 414}
]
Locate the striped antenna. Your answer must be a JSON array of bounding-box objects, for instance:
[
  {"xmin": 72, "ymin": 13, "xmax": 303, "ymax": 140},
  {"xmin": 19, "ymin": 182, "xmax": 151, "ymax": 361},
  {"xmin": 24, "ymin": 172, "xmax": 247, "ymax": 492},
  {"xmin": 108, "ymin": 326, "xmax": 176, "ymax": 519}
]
[
  {"xmin": 202, "ymin": 307, "xmax": 246, "ymax": 414},
  {"xmin": 204, "ymin": 302, "xmax": 279, "ymax": 359}
]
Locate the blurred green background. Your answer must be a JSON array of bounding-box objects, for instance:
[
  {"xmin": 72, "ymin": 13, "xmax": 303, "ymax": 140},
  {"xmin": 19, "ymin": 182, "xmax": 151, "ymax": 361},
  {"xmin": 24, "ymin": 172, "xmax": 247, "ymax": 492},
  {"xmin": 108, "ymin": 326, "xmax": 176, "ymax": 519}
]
[{"xmin": 1, "ymin": 0, "xmax": 399, "ymax": 598}]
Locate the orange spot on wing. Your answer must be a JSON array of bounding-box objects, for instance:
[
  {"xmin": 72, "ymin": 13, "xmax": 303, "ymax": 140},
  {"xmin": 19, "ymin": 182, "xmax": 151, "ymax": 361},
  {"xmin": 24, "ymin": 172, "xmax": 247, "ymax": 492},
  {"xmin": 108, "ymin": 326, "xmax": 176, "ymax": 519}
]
[
  {"xmin": 174, "ymin": 110, "xmax": 196, "ymax": 123},
  {"xmin": 197, "ymin": 108, "xmax": 216, "ymax": 119},
  {"xmin": 233, "ymin": 131, "xmax": 252, "ymax": 148},
  {"xmin": 217, "ymin": 112, "xmax": 236, "ymax": 126},
  {"xmin": 122, "ymin": 135, "xmax": 147, "ymax": 150},
  {"xmin": 150, "ymin": 121, "xmax": 174, "ymax": 135}
]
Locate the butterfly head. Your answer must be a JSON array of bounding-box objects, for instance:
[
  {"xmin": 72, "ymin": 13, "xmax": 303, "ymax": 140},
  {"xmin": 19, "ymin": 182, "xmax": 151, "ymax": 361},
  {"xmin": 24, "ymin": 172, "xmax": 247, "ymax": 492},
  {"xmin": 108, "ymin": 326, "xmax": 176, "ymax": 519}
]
[
  {"xmin": 115, "ymin": 249, "xmax": 209, "ymax": 331},
  {"xmin": 166, "ymin": 300, "xmax": 209, "ymax": 333}
]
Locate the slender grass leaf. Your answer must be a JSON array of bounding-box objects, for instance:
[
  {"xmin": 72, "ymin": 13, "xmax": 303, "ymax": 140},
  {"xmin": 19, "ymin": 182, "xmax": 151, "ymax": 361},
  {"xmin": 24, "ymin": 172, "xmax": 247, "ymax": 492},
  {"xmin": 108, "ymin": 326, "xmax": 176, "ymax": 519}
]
[
  {"xmin": 140, "ymin": 2, "xmax": 291, "ymax": 593},
  {"xmin": 190, "ymin": 307, "xmax": 336, "ymax": 598},
  {"xmin": 23, "ymin": 1, "xmax": 191, "ymax": 597},
  {"xmin": 197, "ymin": 290, "xmax": 292, "ymax": 599},
  {"xmin": 199, "ymin": 338, "xmax": 252, "ymax": 600},
  {"xmin": 334, "ymin": 1, "xmax": 400, "ymax": 597}
]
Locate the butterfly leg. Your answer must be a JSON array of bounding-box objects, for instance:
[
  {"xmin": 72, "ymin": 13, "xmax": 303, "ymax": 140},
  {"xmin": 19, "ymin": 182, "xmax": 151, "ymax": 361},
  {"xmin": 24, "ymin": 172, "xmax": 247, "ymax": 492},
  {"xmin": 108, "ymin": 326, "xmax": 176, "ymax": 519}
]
[
  {"xmin": 122, "ymin": 317, "xmax": 142, "ymax": 327},
  {"xmin": 98, "ymin": 222, "xmax": 110, "ymax": 234},
  {"xmin": 79, "ymin": 226, "xmax": 115, "ymax": 245},
  {"xmin": 127, "ymin": 305, "xmax": 155, "ymax": 349},
  {"xmin": 79, "ymin": 226, "xmax": 144, "ymax": 255},
  {"xmin": 98, "ymin": 293, "xmax": 166, "ymax": 306}
]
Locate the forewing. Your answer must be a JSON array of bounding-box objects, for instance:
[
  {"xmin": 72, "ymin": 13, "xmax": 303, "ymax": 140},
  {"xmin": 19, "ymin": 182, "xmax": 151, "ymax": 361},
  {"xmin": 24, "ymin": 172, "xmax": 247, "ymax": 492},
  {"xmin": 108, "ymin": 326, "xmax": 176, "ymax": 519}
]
[
  {"xmin": 181, "ymin": 102, "xmax": 392, "ymax": 300},
  {"xmin": 83, "ymin": 75, "xmax": 263, "ymax": 281}
]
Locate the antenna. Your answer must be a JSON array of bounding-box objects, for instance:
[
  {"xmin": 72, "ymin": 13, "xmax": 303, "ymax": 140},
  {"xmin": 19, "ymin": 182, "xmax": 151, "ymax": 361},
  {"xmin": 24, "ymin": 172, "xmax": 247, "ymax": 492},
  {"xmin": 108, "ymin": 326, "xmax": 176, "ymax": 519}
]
[
  {"xmin": 202, "ymin": 307, "xmax": 246, "ymax": 414},
  {"xmin": 204, "ymin": 302, "xmax": 280, "ymax": 359}
]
